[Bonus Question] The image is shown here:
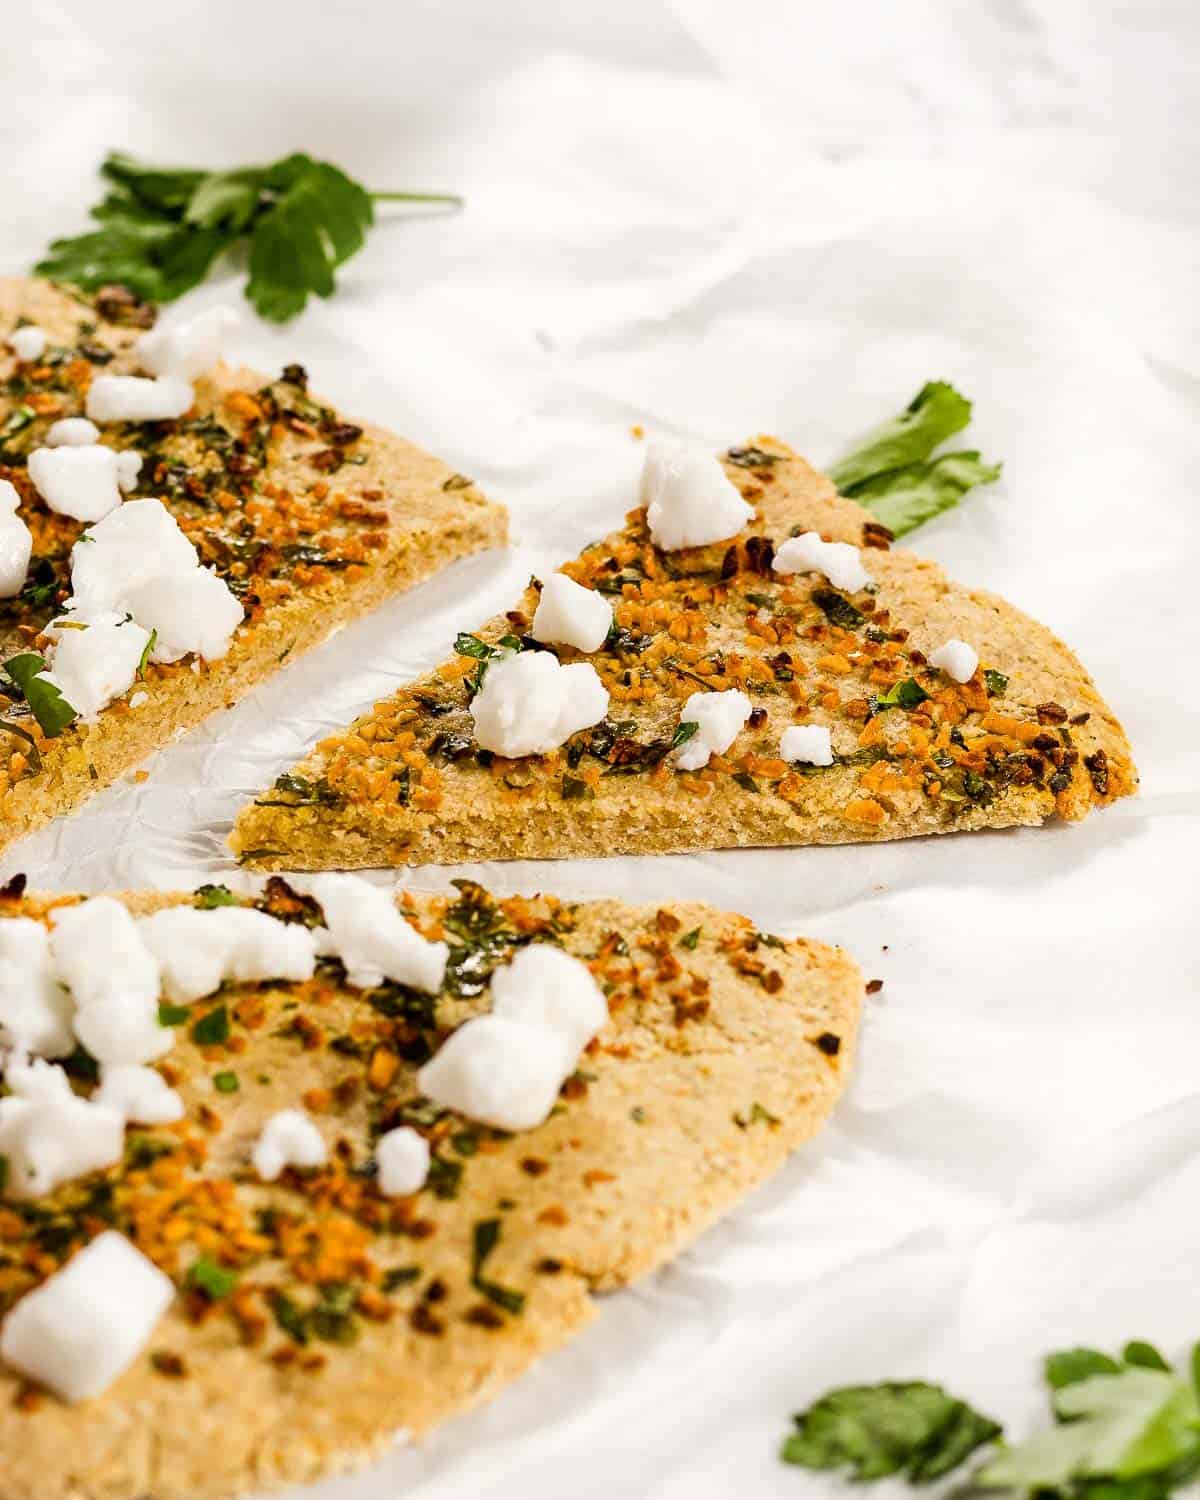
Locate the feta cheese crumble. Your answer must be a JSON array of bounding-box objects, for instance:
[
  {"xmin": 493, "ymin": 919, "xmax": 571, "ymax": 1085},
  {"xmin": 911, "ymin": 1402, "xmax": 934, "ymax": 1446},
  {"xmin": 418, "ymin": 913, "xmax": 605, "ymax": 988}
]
[
  {"xmin": 417, "ymin": 1015, "xmax": 569, "ymax": 1132},
  {"xmin": 48, "ymin": 898, "xmax": 169, "ymax": 1067},
  {"xmin": 530, "ymin": 572, "xmax": 612, "ymax": 653},
  {"xmin": 39, "ymin": 609, "xmax": 152, "ymax": 721},
  {"xmin": 0, "ymin": 479, "xmax": 32, "ymax": 599},
  {"xmin": 136, "ymin": 305, "xmax": 239, "ymax": 381},
  {"xmin": 94, "ymin": 1064, "xmax": 185, "ymax": 1126},
  {"xmin": 780, "ymin": 724, "xmax": 834, "ymax": 766},
  {"xmin": 123, "ymin": 566, "xmax": 244, "ymax": 663},
  {"xmin": 0, "ymin": 1231, "xmax": 173, "ymax": 1401},
  {"xmin": 470, "ymin": 650, "xmax": 609, "ymax": 758},
  {"xmin": 45, "ymin": 416, "xmax": 100, "ymax": 447},
  {"xmin": 928, "ymin": 638, "xmax": 979, "ymax": 684},
  {"xmin": 674, "ymin": 688, "xmax": 753, "ymax": 771},
  {"xmin": 69, "ymin": 498, "xmax": 200, "ymax": 612},
  {"xmin": 489, "ymin": 945, "xmax": 608, "ymax": 1071},
  {"xmin": 772, "ymin": 532, "xmax": 873, "ymax": 593},
  {"xmin": 25, "ymin": 444, "xmax": 140, "ymax": 524},
  {"xmin": 0, "ymin": 918, "xmax": 74, "ymax": 1056},
  {"xmin": 8, "ymin": 325, "xmax": 47, "ymax": 363},
  {"xmin": 138, "ymin": 906, "xmax": 318, "ymax": 1004},
  {"xmin": 641, "ymin": 442, "xmax": 754, "ymax": 551},
  {"xmin": 86, "ymin": 373, "xmax": 194, "ymax": 424},
  {"xmin": 375, "ymin": 1126, "xmax": 431, "ymax": 1196},
  {"xmin": 0, "ymin": 1055, "xmax": 125, "ymax": 1200},
  {"xmin": 253, "ymin": 1109, "xmax": 327, "ymax": 1182},
  {"xmin": 310, "ymin": 875, "xmax": 448, "ymax": 992}
]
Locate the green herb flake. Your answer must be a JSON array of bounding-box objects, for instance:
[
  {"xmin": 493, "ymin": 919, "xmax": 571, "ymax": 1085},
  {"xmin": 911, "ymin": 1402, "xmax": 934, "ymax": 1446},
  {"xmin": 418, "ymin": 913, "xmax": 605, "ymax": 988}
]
[
  {"xmin": 679, "ymin": 926, "xmax": 702, "ymax": 950},
  {"xmin": 561, "ymin": 774, "xmax": 594, "ymax": 801},
  {"xmin": 157, "ymin": 1002, "xmax": 190, "ymax": 1027},
  {"xmin": 212, "ymin": 1070, "xmax": 240, "ymax": 1093},
  {"xmin": 812, "ymin": 588, "xmax": 865, "ymax": 629},
  {"xmin": 781, "ymin": 1381, "xmax": 1002, "ymax": 1483},
  {"xmin": 471, "ymin": 1218, "xmax": 526, "ymax": 1317},
  {"xmin": 136, "ymin": 630, "xmax": 157, "ymax": 679},
  {"xmin": 873, "ymin": 677, "xmax": 930, "ymax": 712},
  {"xmin": 671, "ymin": 719, "xmax": 700, "ymax": 752},
  {"xmin": 3, "ymin": 652, "xmax": 77, "ymax": 738},
  {"xmin": 194, "ymin": 883, "xmax": 237, "ymax": 909},
  {"xmin": 984, "ymin": 668, "xmax": 1009, "ymax": 697},
  {"xmin": 454, "ymin": 632, "xmax": 496, "ymax": 661},
  {"xmin": 191, "ymin": 1004, "xmax": 230, "ymax": 1047},
  {"xmin": 187, "ymin": 1256, "xmax": 239, "ymax": 1300}
]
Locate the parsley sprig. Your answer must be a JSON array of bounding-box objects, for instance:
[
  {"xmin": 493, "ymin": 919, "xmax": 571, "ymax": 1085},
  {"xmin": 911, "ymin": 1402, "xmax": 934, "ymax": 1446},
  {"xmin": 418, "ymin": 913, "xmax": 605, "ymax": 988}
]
[
  {"xmin": 782, "ymin": 1337, "xmax": 1200, "ymax": 1497},
  {"xmin": 36, "ymin": 152, "xmax": 461, "ymax": 322}
]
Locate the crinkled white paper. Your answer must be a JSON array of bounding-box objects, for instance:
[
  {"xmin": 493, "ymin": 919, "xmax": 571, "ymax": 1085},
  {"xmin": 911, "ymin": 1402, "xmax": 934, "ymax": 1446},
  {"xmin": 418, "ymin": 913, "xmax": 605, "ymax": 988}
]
[{"xmin": 1, "ymin": 4, "xmax": 1198, "ymax": 1498}]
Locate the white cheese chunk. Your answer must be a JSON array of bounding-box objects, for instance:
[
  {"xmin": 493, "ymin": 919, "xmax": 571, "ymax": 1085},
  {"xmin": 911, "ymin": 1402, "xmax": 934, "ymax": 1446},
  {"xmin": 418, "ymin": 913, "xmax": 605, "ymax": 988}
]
[
  {"xmin": 45, "ymin": 416, "xmax": 100, "ymax": 447},
  {"xmin": 8, "ymin": 325, "xmax": 47, "ymax": 363},
  {"xmin": 0, "ymin": 1056, "xmax": 125, "ymax": 1200},
  {"xmin": 310, "ymin": 875, "xmax": 447, "ymax": 993},
  {"xmin": 781, "ymin": 724, "xmax": 834, "ymax": 766},
  {"xmin": 489, "ymin": 945, "xmax": 607, "ymax": 1071},
  {"xmin": 48, "ymin": 898, "xmax": 169, "ymax": 1066},
  {"xmin": 470, "ymin": 651, "xmax": 608, "ymax": 758},
  {"xmin": 0, "ymin": 918, "xmax": 74, "ymax": 1056},
  {"xmin": 123, "ymin": 566, "xmax": 244, "ymax": 663},
  {"xmin": 674, "ymin": 688, "xmax": 753, "ymax": 771},
  {"xmin": 70, "ymin": 497, "xmax": 200, "ymax": 611},
  {"xmin": 136, "ymin": 305, "xmax": 239, "ymax": 381},
  {"xmin": 928, "ymin": 638, "xmax": 979, "ymax": 684},
  {"xmin": 40, "ymin": 609, "xmax": 151, "ymax": 720},
  {"xmin": 773, "ymin": 531, "xmax": 872, "ymax": 593},
  {"xmin": 86, "ymin": 373, "xmax": 194, "ymax": 424},
  {"xmin": 252, "ymin": 1110, "xmax": 327, "ymax": 1182},
  {"xmin": 375, "ymin": 1126, "xmax": 431, "ymax": 1196},
  {"xmin": 417, "ymin": 1015, "xmax": 568, "ymax": 1132},
  {"xmin": 115, "ymin": 450, "xmax": 142, "ymax": 492},
  {"xmin": 0, "ymin": 1232, "xmax": 173, "ymax": 1401},
  {"xmin": 641, "ymin": 443, "xmax": 754, "ymax": 551},
  {"xmin": 138, "ymin": 906, "xmax": 317, "ymax": 1004},
  {"xmin": 530, "ymin": 573, "xmax": 612, "ymax": 653},
  {"xmin": 94, "ymin": 1064, "xmax": 185, "ymax": 1125},
  {"xmin": 26, "ymin": 446, "xmax": 127, "ymax": 523},
  {"xmin": 0, "ymin": 479, "xmax": 32, "ymax": 599}
]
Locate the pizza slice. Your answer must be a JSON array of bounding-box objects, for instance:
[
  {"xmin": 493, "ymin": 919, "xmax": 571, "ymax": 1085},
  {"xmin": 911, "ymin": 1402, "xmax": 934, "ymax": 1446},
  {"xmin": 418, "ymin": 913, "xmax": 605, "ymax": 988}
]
[
  {"xmin": 232, "ymin": 435, "xmax": 1135, "ymax": 869},
  {"xmin": 0, "ymin": 277, "xmax": 506, "ymax": 854},
  {"xmin": 0, "ymin": 875, "xmax": 861, "ymax": 1500}
]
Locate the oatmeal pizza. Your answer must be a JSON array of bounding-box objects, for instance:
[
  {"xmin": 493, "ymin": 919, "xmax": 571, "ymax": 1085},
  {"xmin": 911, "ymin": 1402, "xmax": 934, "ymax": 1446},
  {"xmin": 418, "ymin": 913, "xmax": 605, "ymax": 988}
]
[
  {"xmin": 232, "ymin": 436, "xmax": 1135, "ymax": 868},
  {"xmin": 0, "ymin": 277, "xmax": 506, "ymax": 854},
  {"xmin": 0, "ymin": 873, "xmax": 862, "ymax": 1500}
]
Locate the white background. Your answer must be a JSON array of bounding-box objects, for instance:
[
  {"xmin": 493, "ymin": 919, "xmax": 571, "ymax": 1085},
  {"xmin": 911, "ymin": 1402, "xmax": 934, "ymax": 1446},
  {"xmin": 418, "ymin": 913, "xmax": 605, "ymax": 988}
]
[{"xmin": 2, "ymin": 4, "xmax": 1199, "ymax": 1497}]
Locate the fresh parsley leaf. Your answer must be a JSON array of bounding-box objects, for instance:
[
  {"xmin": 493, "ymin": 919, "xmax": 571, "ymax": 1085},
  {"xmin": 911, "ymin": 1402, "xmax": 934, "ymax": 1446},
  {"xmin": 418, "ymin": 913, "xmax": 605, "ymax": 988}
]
[
  {"xmin": 187, "ymin": 1256, "xmax": 239, "ymax": 1299},
  {"xmin": 454, "ymin": 632, "xmax": 497, "ymax": 660},
  {"xmin": 873, "ymin": 677, "xmax": 930, "ymax": 712},
  {"xmin": 671, "ymin": 719, "xmax": 700, "ymax": 751},
  {"xmin": 157, "ymin": 1002, "xmax": 190, "ymax": 1027},
  {"xmin": 36, "ymin": 151, "xmax": 461, "ymax": 323},
  {"xmin": 829, "ymin": 383, "xmax": 1001, "ymax": 538},
  {"xmin": 194, "ymin": 883, "xmax": 237, "ymax": 909},
  {"xmin": 1048, "ymin": 1348, "xmax": 1124, "ymax": 1389},
  {"xmin": 191, "ymin": 1004, "xmax": 229, "ymax": 1047},
  {"xmin": 781, "ymin": 1381, "xmax": 1001, "ymax": 1483},
  {"xmin": 3, "ymin": 652, "xmax": 77, "ymax": 737}
]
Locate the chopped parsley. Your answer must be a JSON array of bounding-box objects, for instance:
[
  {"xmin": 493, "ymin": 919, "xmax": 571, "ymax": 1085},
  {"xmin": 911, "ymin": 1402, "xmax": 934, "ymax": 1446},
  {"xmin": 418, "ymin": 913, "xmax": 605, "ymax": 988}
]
[
  {"xmin": 3, "ymin": 652, "xmax": 77, "ymax": 738},
  {"xmin": 471, "ymin": 1218, "xmax": 526, "ymax": 1316},
  {"xmin": 191, "ymin": 1004, "xmax": 229, "ymax": 1047}
]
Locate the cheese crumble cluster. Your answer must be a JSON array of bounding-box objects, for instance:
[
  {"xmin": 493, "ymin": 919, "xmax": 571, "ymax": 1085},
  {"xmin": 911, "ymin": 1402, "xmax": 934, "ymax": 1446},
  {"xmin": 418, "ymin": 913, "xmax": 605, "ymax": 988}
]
[{"xmin": 0, "ymin": 876, "xmax": 616, "ymax": 1405}]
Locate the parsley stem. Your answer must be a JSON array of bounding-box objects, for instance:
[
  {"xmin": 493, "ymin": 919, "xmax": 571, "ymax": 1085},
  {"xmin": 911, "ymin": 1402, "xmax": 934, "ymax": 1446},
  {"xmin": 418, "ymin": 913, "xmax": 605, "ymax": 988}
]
[{"xmin": 371, "ymin": 191, "xmax": 463, "ymax": 207}]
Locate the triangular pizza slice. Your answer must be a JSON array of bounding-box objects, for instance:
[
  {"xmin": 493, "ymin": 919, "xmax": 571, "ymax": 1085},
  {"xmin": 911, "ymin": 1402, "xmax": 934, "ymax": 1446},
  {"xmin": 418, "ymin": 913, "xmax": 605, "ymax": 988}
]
[{"xmin": 232, "ymin": 437, "xmax": 1134, "ymax": 869}]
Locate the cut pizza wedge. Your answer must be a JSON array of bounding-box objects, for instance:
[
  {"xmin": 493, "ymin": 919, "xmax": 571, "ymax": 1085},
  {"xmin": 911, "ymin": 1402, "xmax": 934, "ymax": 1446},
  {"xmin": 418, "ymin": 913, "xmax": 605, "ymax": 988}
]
[
  {"xmin": 232, "ymin": 436, "xmax": 1135, "ymax": 869},
  {"xmin": 0, "ymin": 277, "xmax": 506, "ymax": 854},
  {"xmin": 0, "ymin": 877, "xmax": 862, "ymax": 1500}
]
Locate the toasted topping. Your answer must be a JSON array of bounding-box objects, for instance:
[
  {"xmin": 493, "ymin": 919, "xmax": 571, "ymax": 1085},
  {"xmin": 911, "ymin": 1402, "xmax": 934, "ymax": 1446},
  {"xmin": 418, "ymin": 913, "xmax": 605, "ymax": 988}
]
[
  {"xmin": 310, "ymin": 874, "xmax": 447, "ymax": 992},
  {"xmin": 675, "ymin": 687, "xmax": 753, "ymax": 771},
  {"xmin": 253, "ymin": 1108, "xmax": 327, "ymax": 1182},
  {"xmin": 138, "ymin": 906, "xmax": 317, "ymax": 1004},
  {"xmin": 928, "ymin": 638, "xmax": 979, "ymax": 684},
  {"xmin": 530, "ymin": 572, "xmax": 612, "ymax": 653},
  {"xmin": 0, "ymin": 479, "xmax": 32, "ymax": 599},
  {"xmin": 642, "ymin": 442, "xmax": 754, "ymax": 551},
  {"xmin": 94, "ymin": 1064, "xmax": 185, "ymax": 1125},
  {"xmin": 0, "ymin": 1232, "xmax": 173, "ymax": 1401},
  {"xmin": 781, "ymin": 724, "xmax": 834, "ymax": 767},
  {"xmin": 44, "ymin": 416, "xmax": 100, "ymax": 447},
  {"xmin": 773, "ymin": 531, "xmax": 872, "ymax": 592},
  {"xmin": 0, "ymin": 917, "xmax": 73, "ymax": 1056},
  {"xmin": 489, "ymin": 945, "xmax": 608, "ymax": 1070},
  {"xmin": 8, "ymin": 325, "xmax": 47, "ymax": 363},
  {"xmin": 417, "ymin": 1015, "xmax": 568, "ymax": 1132},
  {"xmin": 375, "ymin": 1125, "xmax": 431, "ymax": 1197},
  {"xmin": 85, "ymin": 372, "xmax": 194, "ymax": 423},
  {"xmin": 0, "ymin": 1055, "xmax": 125, "ymax": 1200},
  {"xmin": 25, "ymin": 445, "xmax": 139, "ymax": 523},
  {"xmin": 469, "ymin": 651, "xmax": 609, "ymax": 758},
  {"xmin": 136, "ymin": 305, "xmax": 239, "ymax": 381}
]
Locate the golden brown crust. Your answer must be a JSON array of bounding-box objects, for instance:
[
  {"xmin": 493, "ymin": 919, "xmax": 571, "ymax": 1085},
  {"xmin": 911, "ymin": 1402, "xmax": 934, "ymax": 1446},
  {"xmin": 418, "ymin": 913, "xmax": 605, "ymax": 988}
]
[
  {"xmin": 0, "ymin": 278, "xmax": 507, "ymax": 855},
  {"xmin": 0, "ymin": 882, "xmax": 861, "ymax": 1500},
  {"xmin": 232, "ymin": 438, "xmax": 1135, "ymax": 869}
]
